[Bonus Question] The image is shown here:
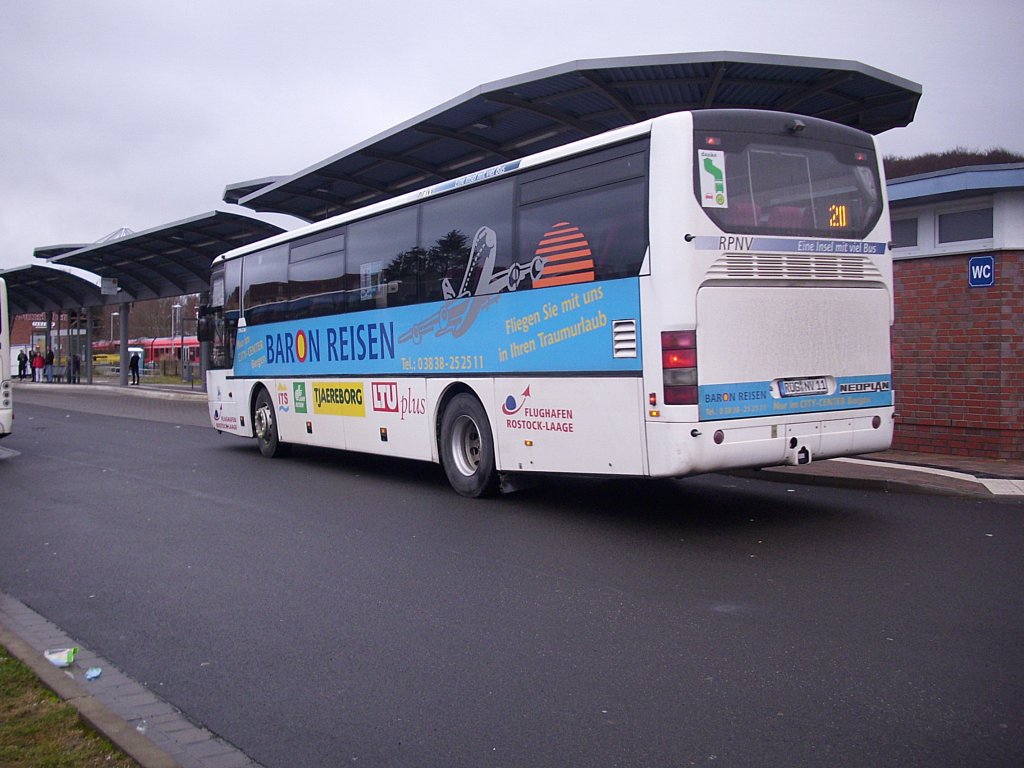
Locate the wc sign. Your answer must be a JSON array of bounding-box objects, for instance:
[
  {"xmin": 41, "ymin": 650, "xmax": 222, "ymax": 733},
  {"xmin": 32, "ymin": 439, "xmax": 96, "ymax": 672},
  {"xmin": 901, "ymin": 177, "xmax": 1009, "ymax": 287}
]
[{"xmin": 968, "ymin": 255, "xmax": 995, "ymax": 287}]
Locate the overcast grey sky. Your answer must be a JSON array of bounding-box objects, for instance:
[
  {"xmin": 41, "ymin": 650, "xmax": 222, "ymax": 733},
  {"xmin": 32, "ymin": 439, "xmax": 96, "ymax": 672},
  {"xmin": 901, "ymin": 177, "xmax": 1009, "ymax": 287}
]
[{"xmin": 2, "ymin": 0, "xmax": 1021, "ymax": 271}]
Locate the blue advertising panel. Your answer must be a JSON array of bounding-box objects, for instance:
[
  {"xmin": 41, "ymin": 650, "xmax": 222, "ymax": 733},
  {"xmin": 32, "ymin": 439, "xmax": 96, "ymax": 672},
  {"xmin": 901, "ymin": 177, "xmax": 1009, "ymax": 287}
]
[
  {"xmin": 699, "ymin": 374, "xmax": 892, "ymax": 421},
  {"xmin": 233, "ymin": 278, "xmax": 642, "ymax": 378}
]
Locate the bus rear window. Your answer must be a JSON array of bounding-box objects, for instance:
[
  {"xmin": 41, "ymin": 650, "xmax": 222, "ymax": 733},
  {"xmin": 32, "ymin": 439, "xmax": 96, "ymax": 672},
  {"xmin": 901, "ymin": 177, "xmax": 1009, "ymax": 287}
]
[{"xmin": 694, "ymin": 131, "xmax": 882, "ymax": 239}]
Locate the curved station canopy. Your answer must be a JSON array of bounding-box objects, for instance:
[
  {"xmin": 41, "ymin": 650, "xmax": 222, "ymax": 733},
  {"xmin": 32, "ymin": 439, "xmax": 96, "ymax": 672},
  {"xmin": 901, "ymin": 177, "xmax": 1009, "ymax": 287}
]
[
  {"xmin": 228, "ymin": 51, "xmax": 922, "ymax": 223},
  {"xmin": 4, "ymin": 211, "xmax": 285, "ymax": 312},
  {"xmin": 3, "ymin": 264, "xmax": 107, "ymax": 315},
  {"xmin": 47, "ymin": 211, "xmax": 284, "ymax": 303}
]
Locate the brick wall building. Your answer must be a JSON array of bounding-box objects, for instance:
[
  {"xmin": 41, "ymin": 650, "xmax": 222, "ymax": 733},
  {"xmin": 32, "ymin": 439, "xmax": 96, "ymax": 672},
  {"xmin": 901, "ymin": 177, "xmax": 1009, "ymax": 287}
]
[{"xmin": 888, "ymin": 164, "xmax": 1024, "ymax": 459}]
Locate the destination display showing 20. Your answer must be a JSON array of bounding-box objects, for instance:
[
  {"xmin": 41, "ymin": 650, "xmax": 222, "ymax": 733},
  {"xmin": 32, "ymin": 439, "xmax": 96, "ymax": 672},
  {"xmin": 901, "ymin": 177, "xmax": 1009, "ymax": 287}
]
[{"xmin": 828, "ymin": 203, "xmax": 849, "ymax": 228}]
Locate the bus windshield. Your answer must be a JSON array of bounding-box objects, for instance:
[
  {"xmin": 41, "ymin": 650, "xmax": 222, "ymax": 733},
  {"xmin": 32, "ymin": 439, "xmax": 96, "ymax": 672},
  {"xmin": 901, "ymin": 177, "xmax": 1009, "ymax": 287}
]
[{"xmin": 693, "ymin": 125, "xmax": 882, "ymax": 239}]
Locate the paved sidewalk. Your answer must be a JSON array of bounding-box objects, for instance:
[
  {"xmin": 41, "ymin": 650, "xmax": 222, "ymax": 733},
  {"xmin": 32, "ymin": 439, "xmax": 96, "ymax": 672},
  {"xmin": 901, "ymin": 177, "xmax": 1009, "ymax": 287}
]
[
  {"xmin": 0, "ymin": 592, "xmax": 261, "ymax": 768},
  {"xmin": 744, "ymin": 449, "xmax": 1024, "ymax": 498},
  {"xmin": 13, "ymin": 378, "xmax": 208, "ymax": 401}
]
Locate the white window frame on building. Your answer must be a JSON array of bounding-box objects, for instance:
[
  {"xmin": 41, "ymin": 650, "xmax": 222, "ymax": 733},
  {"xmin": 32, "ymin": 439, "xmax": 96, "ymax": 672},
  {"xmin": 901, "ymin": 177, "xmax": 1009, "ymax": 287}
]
[{"xmin": 888, "ymin": 165, "xmax": 1024, "ymax": 262}]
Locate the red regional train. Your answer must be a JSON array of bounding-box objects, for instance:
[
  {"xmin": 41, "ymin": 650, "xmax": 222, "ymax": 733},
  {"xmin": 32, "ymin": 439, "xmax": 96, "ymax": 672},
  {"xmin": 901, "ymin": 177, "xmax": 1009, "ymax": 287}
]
[{"xmin": 92, "ymin": 336, "xmax": 199, "ymax": 366}]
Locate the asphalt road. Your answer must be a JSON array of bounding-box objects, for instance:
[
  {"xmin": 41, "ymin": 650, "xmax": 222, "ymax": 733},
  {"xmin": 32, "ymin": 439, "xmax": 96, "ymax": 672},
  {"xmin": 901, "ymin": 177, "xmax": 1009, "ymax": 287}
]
[{"xmin": 2, "ymin": 387, "xmax": 1022, "ymax": 767}]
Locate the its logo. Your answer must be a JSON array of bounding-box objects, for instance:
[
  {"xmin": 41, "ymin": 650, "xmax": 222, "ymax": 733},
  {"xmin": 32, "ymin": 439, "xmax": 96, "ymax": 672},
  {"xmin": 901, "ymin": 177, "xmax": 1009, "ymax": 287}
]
[
  {"xmin": 276, "ymin": 383, "xmax": 290, "ymax": 412},
  {"xmin": 502, "ymin": 386, "xmax": 531, "ymax": 415}
]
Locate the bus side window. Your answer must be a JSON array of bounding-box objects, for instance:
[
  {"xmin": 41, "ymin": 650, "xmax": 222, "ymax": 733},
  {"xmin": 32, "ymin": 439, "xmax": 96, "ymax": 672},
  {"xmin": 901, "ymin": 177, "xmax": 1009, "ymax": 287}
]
[
  {"xmin": 289, "ymin": 250, "xmax": 346, "ymax": 319},
  {"xmin": 518, "ymin": 177, "xmax": 648, "ymax": 285},
  {"xmin": 517, "ymin": 145, "xmax": 649, "ymax": 285},
  {"xmin": 223, "ymin": 259, "xmax": 242, "ymax": 315},
  {"xmin": 419, "ymin": 179, "xmax": 514, "ymax": 303},
  {"xmin": 382, "ymin": 246, "xmax": 428, "ymax": 308},
  {"xmin": 288, "ymin": 230, "xmax": 347, "ymax": 319},
  {"xmin": 347, "ymin": 208, "xmax": 418, "ymax": 311},
  {"xmin": 242, "ymin": 245, "xmax": 288, "ymax": 324}
]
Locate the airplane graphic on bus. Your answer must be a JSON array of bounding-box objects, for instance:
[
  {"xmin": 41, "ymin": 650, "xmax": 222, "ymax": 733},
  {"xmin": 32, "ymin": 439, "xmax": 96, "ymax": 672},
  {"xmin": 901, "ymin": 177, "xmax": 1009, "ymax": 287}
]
[{"xmin": 399, "ymin": 226, "xmax": 545, "ymax": 344}]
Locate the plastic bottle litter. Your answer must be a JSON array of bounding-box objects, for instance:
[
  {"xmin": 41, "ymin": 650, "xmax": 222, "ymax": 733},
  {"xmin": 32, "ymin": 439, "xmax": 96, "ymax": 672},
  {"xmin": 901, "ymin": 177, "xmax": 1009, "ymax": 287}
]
[
  {"xmin": 136, "ymin": 719, "xmax": 148, "ymax": 735},
  {"xmin": 44, "ymin": 647, "xmax": 78, "ymax": 667},
  {"xmin": 85, "ymin": 667, "xmax": 102, "ymax": 680}
]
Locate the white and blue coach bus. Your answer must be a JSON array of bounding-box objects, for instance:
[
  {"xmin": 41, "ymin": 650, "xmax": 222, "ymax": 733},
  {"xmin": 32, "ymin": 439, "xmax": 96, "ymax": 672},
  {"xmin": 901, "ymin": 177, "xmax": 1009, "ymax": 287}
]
[{"xmin": 200, "ymin": 109, "xmax": 894, "ymax": 496}]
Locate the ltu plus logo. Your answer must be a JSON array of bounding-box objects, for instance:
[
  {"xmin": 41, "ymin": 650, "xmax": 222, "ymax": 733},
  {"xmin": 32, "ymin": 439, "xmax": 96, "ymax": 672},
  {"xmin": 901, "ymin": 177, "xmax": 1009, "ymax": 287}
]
[
  {"xmin": 372, "ymin": 382, "xmax": 399, "ymax": 413},
  {"xmin": 371, "ymin": 382, "xmax": 426, "ymax": 421},
  {"xmin": 502, "ymin": 386, "xmax": 531, "ymax": 415}
]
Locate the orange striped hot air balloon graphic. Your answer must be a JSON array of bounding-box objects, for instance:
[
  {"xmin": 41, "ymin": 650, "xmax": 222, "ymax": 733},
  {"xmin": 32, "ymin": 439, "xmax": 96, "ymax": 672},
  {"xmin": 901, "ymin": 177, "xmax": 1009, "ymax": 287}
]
[{"xmin": 532, "ymin": 221, "xmax": 595, "ymax": 288}]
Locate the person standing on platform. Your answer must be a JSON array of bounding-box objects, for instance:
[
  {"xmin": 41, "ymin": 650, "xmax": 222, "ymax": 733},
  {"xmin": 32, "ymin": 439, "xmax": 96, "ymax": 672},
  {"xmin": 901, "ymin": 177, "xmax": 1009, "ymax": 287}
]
[
  {"xmin": 129, "ymin": 351, "xmax": 140, "ymax": 386},
  {"xmin": 32, "ymin": 350, "xmax": 44, "ymax": 382}
]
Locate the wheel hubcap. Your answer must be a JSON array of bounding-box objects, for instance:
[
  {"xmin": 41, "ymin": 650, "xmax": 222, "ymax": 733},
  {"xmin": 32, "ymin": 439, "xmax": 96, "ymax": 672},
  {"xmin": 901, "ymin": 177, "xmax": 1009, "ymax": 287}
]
[
  {"xmin": 451, "ymin": 415, "xmax": 481, "ymax": 477},
  {"xmin": 255, "ymin": 404, "xmax": 273, "ymax": 441}
]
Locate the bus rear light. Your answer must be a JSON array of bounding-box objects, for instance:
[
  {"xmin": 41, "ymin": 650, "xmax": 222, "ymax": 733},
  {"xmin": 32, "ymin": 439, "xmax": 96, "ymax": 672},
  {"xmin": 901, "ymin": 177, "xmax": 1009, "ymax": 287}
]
[
  {"xmin": 662, "ymin": 330, "xmax": 696, "ymax": 349},
  {"xmin": 662, "ymin": 348, "xmax": 697, "ymax": 369},
  {"xmin": 661, "ymin": 330, "xmax": 698, "ymax": 406},
  {"xmin": 663, "ymin": 368, "xmax": 697, "ymax": 386},
  {"xmin": 664, "ymin": 386, "xmax": 698, "ymax": 405}
]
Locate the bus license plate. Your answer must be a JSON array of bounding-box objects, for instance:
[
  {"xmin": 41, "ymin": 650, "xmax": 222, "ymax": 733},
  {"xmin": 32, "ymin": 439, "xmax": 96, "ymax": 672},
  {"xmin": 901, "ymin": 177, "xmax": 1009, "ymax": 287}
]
[{"xmin": 779, "ymin": 377, "xmax": 829, "ymax": 397}]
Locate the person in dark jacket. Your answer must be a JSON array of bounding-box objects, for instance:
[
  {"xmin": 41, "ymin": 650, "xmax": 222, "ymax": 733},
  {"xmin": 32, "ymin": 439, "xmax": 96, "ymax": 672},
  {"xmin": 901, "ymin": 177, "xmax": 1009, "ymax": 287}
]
[{"xmin": 129, "ymin": 351, "xmax": 140, "ymax": 385}]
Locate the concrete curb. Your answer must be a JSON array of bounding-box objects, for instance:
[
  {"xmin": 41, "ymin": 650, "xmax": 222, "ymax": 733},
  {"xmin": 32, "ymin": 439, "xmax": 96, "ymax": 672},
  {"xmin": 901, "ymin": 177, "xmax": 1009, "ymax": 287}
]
[
  {"xmin": 0, "ymin": 590, "xmax": 260, "ymax": 768},
  {"xmin": 732, "ymin": 460, "xmax": 1002, "ymax": 498},
  {"xmin": 0, "ymin": 626, "xmax": 182, "ymax": 768}
]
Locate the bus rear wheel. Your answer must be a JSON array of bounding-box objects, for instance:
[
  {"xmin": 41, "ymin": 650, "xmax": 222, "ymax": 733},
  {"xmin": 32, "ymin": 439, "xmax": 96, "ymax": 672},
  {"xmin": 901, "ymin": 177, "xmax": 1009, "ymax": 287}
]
[
  {"xmin": 253, "ymin": 387, "xmax": 288, "ymax": 458},
  {"xmin": 440, "ymin": 393, "xmax": 498, "ymax": 498}
]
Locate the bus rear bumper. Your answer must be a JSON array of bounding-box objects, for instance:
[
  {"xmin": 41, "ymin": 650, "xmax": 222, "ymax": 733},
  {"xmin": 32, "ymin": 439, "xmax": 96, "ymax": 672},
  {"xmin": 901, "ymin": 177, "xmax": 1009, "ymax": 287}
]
[{"xmin": 645, "ymin": 407, "xmax": 894, "ymax": 478}]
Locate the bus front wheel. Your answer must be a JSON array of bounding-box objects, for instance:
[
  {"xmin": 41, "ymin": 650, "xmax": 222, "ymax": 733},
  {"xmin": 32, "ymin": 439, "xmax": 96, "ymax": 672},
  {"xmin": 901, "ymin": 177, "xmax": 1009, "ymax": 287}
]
[
  {"xmin": 253, "ymin": 388, "xmax": 288, "ymax": 458},
  {"xmin": 440, "ymin": 393, "xmax": 498, "ymax": 498}
]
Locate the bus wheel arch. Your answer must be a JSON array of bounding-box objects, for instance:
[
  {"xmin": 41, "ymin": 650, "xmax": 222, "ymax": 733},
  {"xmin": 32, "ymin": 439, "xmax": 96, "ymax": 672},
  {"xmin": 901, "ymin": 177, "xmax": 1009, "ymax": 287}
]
[
  {"xmin": 437, "ymin": 387, "xmax": 498, "ymax": 498},
  {"xmin": 252, "ymin": 385, "xmax": 289, "ymax": 458}
]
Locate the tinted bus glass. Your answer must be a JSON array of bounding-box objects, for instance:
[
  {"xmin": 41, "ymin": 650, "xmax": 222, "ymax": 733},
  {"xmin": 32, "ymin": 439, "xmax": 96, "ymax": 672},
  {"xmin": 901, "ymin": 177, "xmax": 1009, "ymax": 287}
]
[
  {"xmin": 695, "ymin": 132, "xmax": 882, "ymax": 239},
  {"xmin": 419, "ymin": 179, "xmax": 515, "ymax": 302}
]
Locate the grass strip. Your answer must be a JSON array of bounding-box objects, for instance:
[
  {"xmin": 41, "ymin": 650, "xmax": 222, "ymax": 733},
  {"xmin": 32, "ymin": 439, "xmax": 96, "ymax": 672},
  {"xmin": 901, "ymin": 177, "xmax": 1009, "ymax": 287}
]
[{"xmin": 0, "ymin": 643, "xmax": 139, "ymax": 767}]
